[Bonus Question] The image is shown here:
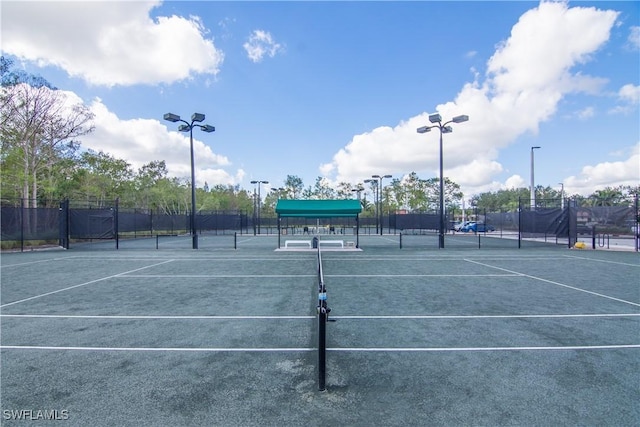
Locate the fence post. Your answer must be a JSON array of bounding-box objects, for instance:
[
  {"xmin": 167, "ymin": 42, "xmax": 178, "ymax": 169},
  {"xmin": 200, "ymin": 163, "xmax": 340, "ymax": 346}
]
[
  {"xmin": 518, "ymin": 198, "xmax": 522, "ymax": 249},
  {"xmin": 633, "ymin": 193, "xmax": 640, "ymax": 252},
  {"xmin": 59, "ymin": 199, "xmax": 70, "ymax": 249},
  {"xmin": 20, "ymin": 198, "xmax": 25, "ymax": 252},
  {"xmin": 114, "ymin": 198, "xmax": 119, "ymax": 250}
]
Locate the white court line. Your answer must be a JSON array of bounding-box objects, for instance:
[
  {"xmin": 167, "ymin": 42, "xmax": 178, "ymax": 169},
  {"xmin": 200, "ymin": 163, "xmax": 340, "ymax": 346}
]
[
  {"xmin": 0, "ymin": 260, "xmax": 176, "ymax": 308},
  {"xmin": 121, "ymin": 274, "xmax": 314, "ymax": 278},
  {"xmin": 42, "ymin": 257, "xmax": 313, "ymax": 262},
  {"xmin": 1, "ymin": 344, "xmax": 637, "ymax": 353},
  {"xmin": 0, "ymin": 256, "xmax": 80, "ymax": 268},
  {"xmin": 332, "ymin": 314, "xmax": 640, "ymax": 319},
  {"xmin": 465, "ymin": 259, "xmax": 640, "ymax": 307},
  {"xmin": 325, "ymin": 274, "xmax": 521, "ymax": 278},
  {"xmin": 562, "ymin": 255, "xmax": 640, "ymax": 268},
  {"xmin": 376, "ymin": 236, "xmax": 401, "ymax": 244},
  {"xmin": 3, "ymin": 314, "xmax": 637, "ymax": 320},
  {"xmin": 327, "ymin": 256, "xmax": 564, "ymax": 261},
  {"xmin": 328, "ymin": 344, "xmax": 640, "ymax": 352},
  {"xmin": 0, "ymin": 346, "xmax": 313, "ymax": 352},
  {"xmin": 1, "ymin": 315, "xmax": 314, "ymax": 319}
]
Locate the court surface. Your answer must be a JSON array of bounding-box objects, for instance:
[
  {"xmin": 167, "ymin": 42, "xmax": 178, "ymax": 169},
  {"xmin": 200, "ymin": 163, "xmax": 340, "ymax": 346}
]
[{"xmin": 1, "ymin": 237, "xmax": 638, "ymax": 426}]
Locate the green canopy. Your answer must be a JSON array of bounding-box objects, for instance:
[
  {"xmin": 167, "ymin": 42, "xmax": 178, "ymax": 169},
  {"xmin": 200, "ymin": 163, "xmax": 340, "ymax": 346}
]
[{"xmin": 275, "ymin": 199, "xmax": 362, "ymax": 218}]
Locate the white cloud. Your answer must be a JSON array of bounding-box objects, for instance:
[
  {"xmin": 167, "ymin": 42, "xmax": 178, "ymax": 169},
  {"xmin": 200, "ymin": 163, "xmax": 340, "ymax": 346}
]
[
  {"xmin": 1, "ymin": 1, "xmax": 224, "ymax": 86},
  {"xmin": 72, "ymin": 96, "xmax": 241, "ymax": 186},
  {"xmin": 618, "ymin": 84, "xmax": 640, "ymax": 105},
  {"xmin": 609, "ymin": 84, "xmax": 640, "ymax": 115},
  {"xmin": 505, "ymin": 175, "xmax": 527, "ymax": 189},
  {"xmin": 243, "ymin": 30, "xmax": 284, "ymax": 63},
  {"xmin": 575, "ymin": 106, "xmax": 596, "ymax": 120},
  {"xmin": 563, "ymin": 143, "xmax": 640, "ymax": 195},
  {"xmin": 627, "ymin": 26, "xmax": 640, "ymax": 50},
  {"xmin": 320, "ymin": 2, "xmax": 622, "ymax": 196}
]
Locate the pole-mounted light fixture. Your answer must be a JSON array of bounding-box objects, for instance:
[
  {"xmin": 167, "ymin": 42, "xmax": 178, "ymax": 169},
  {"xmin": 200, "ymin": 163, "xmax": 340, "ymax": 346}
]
[
  {"xmin": 163, "ymin": 112, "xmax": 215, "ymax": 249},
  {"xmin": 251, "ymin": 180, "xmax": 269, "ymax": 235},
  {"xmin": 416, "ymin": 111, "xmax": 469, "ymax": 249}
]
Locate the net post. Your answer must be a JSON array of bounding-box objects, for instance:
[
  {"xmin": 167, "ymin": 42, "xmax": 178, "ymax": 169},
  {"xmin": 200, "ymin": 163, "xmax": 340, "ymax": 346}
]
[
  {"xmin": 399, "ymin": 231, "xmax": 403, "ymax": 249},
  {"xmin": 234, "ymin": 232, "xmax": 237, "ymax": 250},
  {"xmin": 318, "ymin": 310, "xmax": 327, "ymax": 391},
  {"xmin": 317, "ymin": 245, "xmax": 328, "ymax": 391}
]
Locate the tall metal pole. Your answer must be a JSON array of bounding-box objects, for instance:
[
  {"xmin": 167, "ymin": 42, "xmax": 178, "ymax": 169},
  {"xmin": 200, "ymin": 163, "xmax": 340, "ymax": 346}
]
[
  {"xmin": 374, "ymin": 182, "xmax": 379, "ymax": 234},
  {"xmin": 252, "ymin": 187, "xmax": 257, "ymax": 236},
  {"xmin": 379, "ymin": 179, "xmax": 383, "ymax": 235},
  {"xmin": 417, "ymin": 113, "xmax": 468, "ymax": 249},
  {"xmin": 377, "ymin": 175, "xmax": 391, "ymax": 235},
  {"xmin": 163, "ymin": 112, "xmax": 215, "ymax": 249},
  {"xmin": 257, "ymin": 183, "xmax": 262, "ymax": 235},
  {"xmin": 365, "ymin": 178, "xmax": 378, "ymax": 234},
  {"xmin": 438, "ymin": 131, "xmax": 445, "ymax": 249},
  {"xmin": 251, "ymin": 180, "xmax": 268, "ymax": 235},
  {"xmin": 189, "ymin": 126, "xmax": 197, "ymax": 249},
  {"xmin": 531, "ymin": 146, "xmax": 541, "ymax": 210}
]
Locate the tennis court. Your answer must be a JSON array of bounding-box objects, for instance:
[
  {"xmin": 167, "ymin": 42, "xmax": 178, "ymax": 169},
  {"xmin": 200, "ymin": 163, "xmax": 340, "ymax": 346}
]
[{"xmin": 1, "ymin": 238, "xmax": 638, "ymax": 426}]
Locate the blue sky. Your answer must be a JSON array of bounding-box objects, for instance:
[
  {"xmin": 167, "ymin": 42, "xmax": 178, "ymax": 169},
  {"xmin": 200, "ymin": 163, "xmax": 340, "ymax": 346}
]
[{"xmin": 2, "ymin": 1, "xmax": 639, "ymax": 201}]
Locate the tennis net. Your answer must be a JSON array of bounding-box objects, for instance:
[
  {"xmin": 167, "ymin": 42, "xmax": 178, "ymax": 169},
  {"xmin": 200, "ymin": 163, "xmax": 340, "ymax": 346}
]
[{"xmin": 316, "ymin": 245, "xmax": 330, "ymax": 391}]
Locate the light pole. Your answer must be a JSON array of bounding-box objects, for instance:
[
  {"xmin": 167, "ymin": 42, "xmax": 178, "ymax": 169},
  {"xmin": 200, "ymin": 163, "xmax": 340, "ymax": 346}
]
[
  {"xmin": 251, "ymin": 180, "xmax": 268, "ymax": 234},
  {"xmin": 372, "ymin": 174, "xmax": 392, "ymax": 235},
  {"xmin": 364, "ymin": 178, "xmax": 379, "ymax": 234},
  {"xmin": 274, "ymin": 187, "xmax": 285, "ymax": 199},
  {"xmin": 559, "ymin": 182, "xmax": 564, "ymax": 210},
  {"xmin": 352, "ymin": 185, "xmax": 364, "ymax": 200},
  {"xmin": 417, "ymin": 112, "xmax": 469, "ymax": 249},
  {"xmin": 530, "ymin": 146, "xmax": 541, "ymax": 209},
  {"xmin": 163, "ymin": 112, "xmax": 215, "ymax": 249}
]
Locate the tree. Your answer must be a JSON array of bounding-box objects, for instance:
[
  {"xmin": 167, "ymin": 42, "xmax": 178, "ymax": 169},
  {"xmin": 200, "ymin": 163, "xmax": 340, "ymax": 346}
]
[
  {"xmin": 312, "ymin": 176, "xmax": 336, "ymax": 200},
  {"xmin": 134, "ymin": 160, "xmax": 169, "ymax": 209},
  {"xmin": 77, "ymin": 150, "xmax": 134, "ymax": 206},
  {"xmin": 420, "ymin": 177, "xmax": 464, "ymax": 212},
  {"xmin": 472, "ymin": 188, "xmax": 530, "ymax": 211},
  {"xmin": 283, "ymin": 175, "xmax": 304, "ymax": 199},
  {"xmin": 1, "ymin": 82, "xmax": 94, "ymax": 207},
  {"xmin": 335, "ymin": 181, "xmax": 354, "ymax": 199},
  {"xmin": 589, "ymin": 187, "xmax": 625, "ymax": 207},
  {"xmin": 387, "ymin": 178, "xmax": 406, "ymax": 212},
  {"xmin": 401, "ymin": 173, "xmax": 430, "ymax": 211}
]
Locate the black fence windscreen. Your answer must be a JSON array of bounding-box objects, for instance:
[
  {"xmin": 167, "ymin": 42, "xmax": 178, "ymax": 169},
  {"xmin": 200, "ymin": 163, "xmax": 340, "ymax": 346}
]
[
  {"xmin": 69, "ymin": 208, "xmax": 116, "ymax": 239},
  {"xmin": 2, "ymin": 197, "xmax": 637, "ymax": 251},
  {"xmin": 0, "ymin": 205, "xmax": 60, "ymax": 241}
]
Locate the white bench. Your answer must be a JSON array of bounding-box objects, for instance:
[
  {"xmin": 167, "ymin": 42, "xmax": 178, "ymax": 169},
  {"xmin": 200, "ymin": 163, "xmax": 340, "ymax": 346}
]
[
  {"xmin": 318, "ymin": 240, "xmax": 344, "ymax": 248},
  {"xmin": 284, "ymin": 240, "xmax": 312, "ymax": 248}
]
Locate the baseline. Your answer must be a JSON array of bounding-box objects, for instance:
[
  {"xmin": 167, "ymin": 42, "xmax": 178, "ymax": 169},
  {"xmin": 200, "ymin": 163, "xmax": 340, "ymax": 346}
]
[{"xmin": 2, "ymin": 344, "xmax": 637, "ymax": 353}]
